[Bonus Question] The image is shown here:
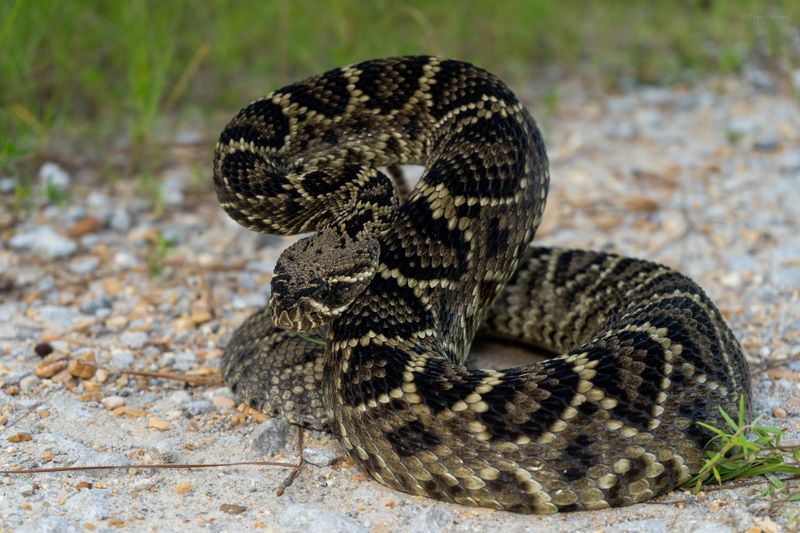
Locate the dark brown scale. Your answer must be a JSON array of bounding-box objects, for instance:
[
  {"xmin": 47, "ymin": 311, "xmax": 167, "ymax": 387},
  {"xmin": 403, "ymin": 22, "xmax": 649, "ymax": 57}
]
[{"xmin": 215, "ymin": 56, "xmax": 750, "ymax": 514}]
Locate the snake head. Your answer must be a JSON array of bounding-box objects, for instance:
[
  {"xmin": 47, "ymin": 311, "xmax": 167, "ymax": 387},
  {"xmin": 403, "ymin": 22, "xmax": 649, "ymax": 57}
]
[{"xmin": 269, "ymin": 226, "xmax": 380, "ymax": 331}]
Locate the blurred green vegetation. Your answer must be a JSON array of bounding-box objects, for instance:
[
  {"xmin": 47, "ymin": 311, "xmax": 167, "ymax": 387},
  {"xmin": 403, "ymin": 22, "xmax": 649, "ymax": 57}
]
[{"xmin": 1, "ymin": 0, "xmax": 798, "ymax": 173}]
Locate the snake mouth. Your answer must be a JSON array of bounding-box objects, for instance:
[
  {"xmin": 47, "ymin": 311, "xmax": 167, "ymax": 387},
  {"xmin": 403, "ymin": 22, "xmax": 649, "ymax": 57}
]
[{"xmin": 269, "ymin": 298, "xmax": 339, "ymax": 331}]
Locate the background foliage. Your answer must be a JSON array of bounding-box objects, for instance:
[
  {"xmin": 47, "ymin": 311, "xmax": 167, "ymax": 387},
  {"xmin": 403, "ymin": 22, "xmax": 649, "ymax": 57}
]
[{"xmin": 1, "ymin": 0, "xmax": 798, "ymax": 171}]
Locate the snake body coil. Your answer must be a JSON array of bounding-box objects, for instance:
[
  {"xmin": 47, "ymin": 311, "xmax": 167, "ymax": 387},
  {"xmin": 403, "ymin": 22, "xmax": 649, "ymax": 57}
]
[{"xmin": 213, "ymin": 56, "xmax": 750, "ymax": 513}]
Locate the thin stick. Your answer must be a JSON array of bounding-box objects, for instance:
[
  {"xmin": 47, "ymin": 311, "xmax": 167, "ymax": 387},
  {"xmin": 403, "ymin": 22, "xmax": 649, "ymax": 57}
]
[
  {"xmin": 74, "ymin": 361, "xmax": 223, "ymax": 386},
  {"xmin": 275, "ymin": 426, "xmax": 305, "ymax": 496},
  {"xmin": 0, "ymin": 459, "xmax": 301, "ymax": 476},
  {"xmin": 108, "ymin": 366, "xmax": 222, "ymax": 386}
]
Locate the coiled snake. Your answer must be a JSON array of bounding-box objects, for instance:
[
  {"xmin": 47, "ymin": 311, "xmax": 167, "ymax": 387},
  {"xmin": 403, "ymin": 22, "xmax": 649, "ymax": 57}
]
[{"xmin": 213, "ymin": 56, "xmax": 750, "ymax": 513}]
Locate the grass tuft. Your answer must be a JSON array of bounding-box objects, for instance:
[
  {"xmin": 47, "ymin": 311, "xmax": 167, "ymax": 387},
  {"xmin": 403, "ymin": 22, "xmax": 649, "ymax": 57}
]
[
  {"xmin": 145, "ymin": 231, "xmax": 178, "ymax": 277},
  {"xmin": 2, "ymin": 0, "xmax": 798, "ymax": 165},
  {"xmin": 686, "ymin": 396, "xmax": 800, "ymax": 505}
]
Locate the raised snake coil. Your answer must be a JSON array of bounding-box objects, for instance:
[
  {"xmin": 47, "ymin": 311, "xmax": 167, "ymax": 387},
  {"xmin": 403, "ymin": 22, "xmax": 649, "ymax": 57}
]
[{"xmin": 213, "ymin": 56, "xmax": 751, "ymax": 513}]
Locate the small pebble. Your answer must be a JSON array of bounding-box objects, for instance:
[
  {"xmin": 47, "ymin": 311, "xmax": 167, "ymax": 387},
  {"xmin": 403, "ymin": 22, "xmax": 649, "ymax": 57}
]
[
  {"xmin": 39, "ymin": 162, "xmax": 71, "ymax": 191},
  {"xmin": 249, "ymin": 419, "xmax": 291, "ymax": 455},
  {"xmin": 68, "ymin": 256, "xmax": 100, "ymax": 275},
  {"xmin": 168, "ymin": 390, "xmax": 192, "ymax": 407},
  {"xmin": 120, "ymin": 331, "xmax": 148, "ymax": 349},
  {"xmin": 35, "ymin": 357, "xmax": 67, "ymax": 379},
  {"xmin": 114, "ymin": 251, "xmax": 140, "ymax": 268},
  {"xmin": 109, "ymin": 350, "xmax": 135, "ymax": 368},
  {"xmin": 148, "ymin": 417, "xmax": 171, "ymax": 431},
  {"xmin": 65, "ymin": 488, "xmax": 110, "ymax": 521},
  {"xmin": 220, "ymin": 504, "xmax": 248, "ymax": 515},
  {"xmin": 278, "ymin": 503, "xmax": 367, "ymax": 533},
  {"xmin": 0, "ymin": 177, "xmax": 14, "ymax": 193},
  {"xmin": 171, "ymin": 350, "xmax": 198, "ymax": 372},
  {"xmin": 101, "ymin": 395, "xmax": 125, "ymax": 410},
  {"xmin": 409, "ymin": 506, "xmax": 453, "ymax": 533},
  {"xmin": 20, "ymin": 375, "xmax": 38, "ymax": 392},
  {"xmin": 148, "ymin": 440, "xmax": 177, "ymax": 463},
  {"xmin": 79, "ymin": 296, "xmax": 112, "ymax": 316},
  {"xmin": 67, "ymin": 358, "xmax": 96, "ymax": 380},
  {"xmin": 20, "ymin": 484, "xmax": 36, "ymax": 497},
  {"xmin": 211, "ymin": 395, "xmax": 237, "ymax": 410},
  {"xmin": 184, "ymin": 399, "xmax": 212, "ymax": 417},
  {"xmin": 303, "ymin": 448, "xmax": 337, "ymax": 467},
  {"xmin": 9, "ymin": 226, "xmax": 77, "ymax": 259},
  {"xmin": 35, "ymin": 306, "xmax": 77, "ymax": 333},
  {"xmin": 688, "ymin": 521, "xmax": 732, "ymax": 533},
  {"xmin": 778, "ymin": 151, "xmax": 800, "ymax": 172},
  {"xmin": 4, "ymin": 371, "xmax": 29, "ymax": 387},
  {"xmin": 752, "ymin": 135, "xmax": 779, "ymax": 152},
  {"xmin": 773, "ymin": 407, "xmax": 787, "ymax": 418},
  {"xmin": 604, "ymin": 518, "xmax": 670, "ymax": 533},
  {"xmin": 110, "ymin": 208, "xmax": 132, "ymax": 232},
  {"xmin": 34, "ymin": 343, "xmax": 53, "ymax": 357},
  {"xmin": 65, "ymin": 216, "xmax": 101, "ymax": 239},
  {"xmin": 174, "ymin": 482, "xmax": 193, "ymax": 495}
]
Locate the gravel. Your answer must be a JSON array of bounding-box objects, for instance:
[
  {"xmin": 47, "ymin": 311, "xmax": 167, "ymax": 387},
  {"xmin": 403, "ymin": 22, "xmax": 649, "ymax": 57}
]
[{"xmin": 1, "ymin": 72, "xmax": 799, "ymax": 531}]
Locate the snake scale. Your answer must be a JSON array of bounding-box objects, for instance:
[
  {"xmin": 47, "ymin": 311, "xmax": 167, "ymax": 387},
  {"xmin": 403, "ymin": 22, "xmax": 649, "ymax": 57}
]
[{"xmin": 212, "ymin": 56, "xmax": 751, "ymax": 513}]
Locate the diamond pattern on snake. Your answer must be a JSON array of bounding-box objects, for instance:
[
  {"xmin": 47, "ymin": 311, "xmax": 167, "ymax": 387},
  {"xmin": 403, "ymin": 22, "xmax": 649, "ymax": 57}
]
[{"xmin": 212, "ymin": 56, "xmax": 751, "ymax": 514}]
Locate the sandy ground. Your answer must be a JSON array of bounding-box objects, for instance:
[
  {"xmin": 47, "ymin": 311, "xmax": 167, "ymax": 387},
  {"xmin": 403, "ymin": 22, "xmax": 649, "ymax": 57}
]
[{"xmin": 1, "ymin": 70, "xmax": 799, "ymax": 532}]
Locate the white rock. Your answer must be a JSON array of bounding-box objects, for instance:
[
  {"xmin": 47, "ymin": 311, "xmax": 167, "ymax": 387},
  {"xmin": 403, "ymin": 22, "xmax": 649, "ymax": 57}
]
[
  {"xmin": 161, "ymin": 168, "xmax": 189, "ymax": 205},
  {"xmin": 65, "ymin": 489, "xmax": 110, "ymax": 521},
  {"xmin": 148, "ymin": 439, "xmax": 177, "ymax": 463},
  {"xmin": 113, "ymin": 251, "xmax": 140, "ymax": 268},
  {"xmin": 168, "ymin": 390, "xmax": 192, "ymax": 408},
  {"xmin": 778, "ymin": 151, "xmax": 800, "ymax": 172},
  {"xmin": 10, "ymin": 226, "xmax": 77, "ymax": 259},
  {"xmin": 35, "ymin": 306, "xmax": 76, "ymax": 333},
  {"xmin": 249, "ymin": 418, "xmax": 291, "ymax": 455},
  {"xmin": 171, "ymin": 350, "xmax": 197, "ymax": 372},
  {"xmin": 19, "ymin": 375, "xmax": 39, "ymax": 392},
  {"xmin": 101, "ymin": 395, "xmax": 125, "ymax": 410},
  {"xmin": 606, "ymin": 519, "xmax": 668, "ymax": 533},
  {"xmin": 409, "ymin": 506, "xmax": 453, "ymax": 533},
  {"xmin": 38, "ymin": 162, "xmax": 70, "ymax": 190},
  {"xmin": 120, "ymin": 331, "xmax": 148, "ymax": 349},
  {"xmin": 689, "ymin": 521, "xmax": 735, "ymax": 533},
  {"xmin": 184, "ymin": 399, "xmax": 212, "ymax": 417},
  {"xmin": 278, "ymin": 503, "xmax": 367, "ymax": 533},
  {"xmin": 17, "ymin": 516, "xmax": 79, "ymax": 533},
  {"xmin": 68, "ymin": 256, "xmax": 100, "ymax": 275},
  {"xmin": 110, "ymin": 349, "xmax": 135, "ymax": 368},
  {"xmin": 0, "ymin": 177, "xmax": 15, "ymax": 193},
  {"xmin": 303, "ymin": 448, "xmax": 337, "ymax": 466},
  {"xmin": 110, "ymin": 208, "xmax": 132, "ymax": 232}
]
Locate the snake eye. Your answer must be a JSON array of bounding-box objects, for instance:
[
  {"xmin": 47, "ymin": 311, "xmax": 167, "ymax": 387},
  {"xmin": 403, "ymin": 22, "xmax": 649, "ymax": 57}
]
[
  {"xmin": 271, "ymin": 274, "xmax": 290, "ymax": 295},
  {"xmin": 326, "ymin": 279, "xmax": 352, "ymax": 302}
]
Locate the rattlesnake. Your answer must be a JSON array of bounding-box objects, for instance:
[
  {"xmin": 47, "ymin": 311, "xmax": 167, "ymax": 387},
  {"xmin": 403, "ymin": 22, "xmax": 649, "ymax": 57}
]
[{"xmin": 213, "ymin": 56, "xmax": 750, "ymax": 513}]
